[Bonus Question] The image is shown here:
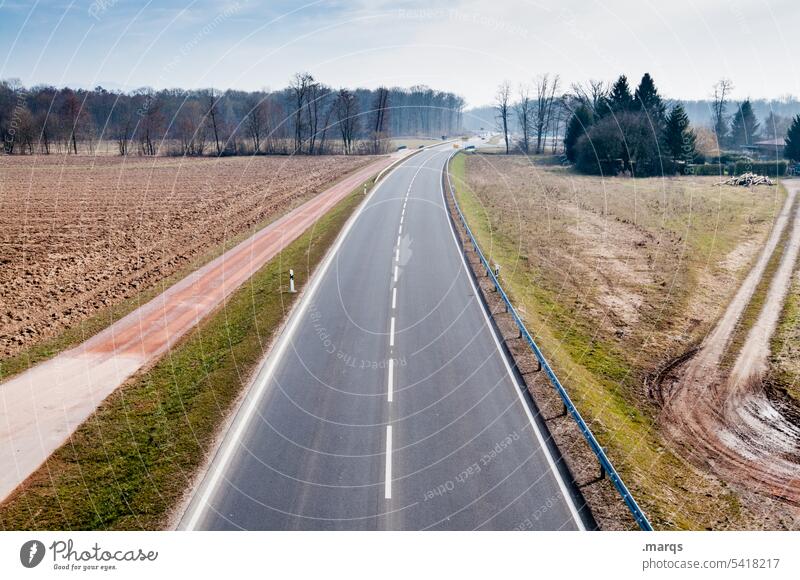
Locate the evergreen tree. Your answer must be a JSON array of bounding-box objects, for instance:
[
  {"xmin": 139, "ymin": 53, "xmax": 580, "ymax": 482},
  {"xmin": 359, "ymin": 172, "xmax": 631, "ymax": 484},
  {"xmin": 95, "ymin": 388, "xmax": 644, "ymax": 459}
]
[
  {"xmin": 730, "ymin": 99, "xmax": 760, "ymax": 147},
  {"xmin": 605, "ymin": 75, "xmax": 633, "ymax": 115},
  {"xmin": 634, "ymin": 73, "xmax": 665, "ymax": 124},
  {"xmin": 564, "ymin": 104, "xmax": 593, "ymax": 162},
  {"xmin": 786, "ymin": 115, "xmax": 800, "ymax": 162},
  {"xmin": 664, "ymin": 103, "xmax": 696, "ymax": 162},
  {"xmin": 762, "ymin": 111, "xmax": 790, "ymax": 141}
]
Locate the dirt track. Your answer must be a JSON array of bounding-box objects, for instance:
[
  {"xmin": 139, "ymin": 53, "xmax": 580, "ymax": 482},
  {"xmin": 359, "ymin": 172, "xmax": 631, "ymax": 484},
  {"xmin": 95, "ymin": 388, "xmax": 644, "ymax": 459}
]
[
  {"xmin": 662, "ymin": 180, "xmax": 800, "ymax": 509},
  {"xmin": 0, "ymin": 154, "xmax": 397, "ymax": 502}
]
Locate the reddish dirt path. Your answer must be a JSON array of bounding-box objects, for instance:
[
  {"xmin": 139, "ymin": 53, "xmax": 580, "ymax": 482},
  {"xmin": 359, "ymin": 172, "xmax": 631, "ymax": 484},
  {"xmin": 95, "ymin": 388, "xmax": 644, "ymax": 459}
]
[
  {"xmin": 0, "ymin": 155, "xmax": 397, "ymax": 502},
  {"xmin": 662, "ymin": 180, "xmax": 800, "ymax": 509}
]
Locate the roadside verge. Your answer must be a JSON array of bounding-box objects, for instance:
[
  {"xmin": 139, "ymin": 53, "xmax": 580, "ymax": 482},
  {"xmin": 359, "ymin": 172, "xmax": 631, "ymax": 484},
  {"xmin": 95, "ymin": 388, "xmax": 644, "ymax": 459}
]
[{"xmin": 444, "ymin": 152, "xmax": 648, "ymax": 530}]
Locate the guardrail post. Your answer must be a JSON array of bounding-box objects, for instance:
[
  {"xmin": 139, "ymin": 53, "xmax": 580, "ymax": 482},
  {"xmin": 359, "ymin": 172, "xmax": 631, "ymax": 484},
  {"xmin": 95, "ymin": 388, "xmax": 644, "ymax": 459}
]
[{"xmin": 599, "ymin": 463, "xmax": 606, "ymax": 480}]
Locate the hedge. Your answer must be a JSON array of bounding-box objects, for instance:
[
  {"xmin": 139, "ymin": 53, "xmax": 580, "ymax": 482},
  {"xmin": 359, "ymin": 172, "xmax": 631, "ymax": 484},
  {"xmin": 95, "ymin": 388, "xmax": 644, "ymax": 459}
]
[
  {"xmin": 689, "ymin": 164, "xmax": 727, "ymax": 176},
  {"xmin": 732, "ymin": 160, "xmax": 788, "ymax": 177}
]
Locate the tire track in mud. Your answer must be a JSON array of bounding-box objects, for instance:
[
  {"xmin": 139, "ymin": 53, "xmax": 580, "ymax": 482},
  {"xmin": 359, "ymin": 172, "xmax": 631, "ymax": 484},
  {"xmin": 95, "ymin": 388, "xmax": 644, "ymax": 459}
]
[{"xmin": 662, "ymin": 180, "xmax": 800, "ymax": 510}]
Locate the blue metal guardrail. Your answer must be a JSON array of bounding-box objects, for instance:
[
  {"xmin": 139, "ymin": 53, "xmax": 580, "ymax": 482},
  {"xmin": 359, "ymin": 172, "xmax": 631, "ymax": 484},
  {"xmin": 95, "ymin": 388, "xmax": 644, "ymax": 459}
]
[{"xmin": 446, "ymin": 153, "xmax": 653, "ymax": 531}]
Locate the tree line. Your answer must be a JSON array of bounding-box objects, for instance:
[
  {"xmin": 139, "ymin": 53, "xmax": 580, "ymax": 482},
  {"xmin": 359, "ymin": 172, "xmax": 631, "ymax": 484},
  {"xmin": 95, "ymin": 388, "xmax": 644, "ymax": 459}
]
[
  {"xmin": 491, "ymin": 73, "xmax": 698, "ymax": 176},
  {"xmin": 481, "ymin": 73, "xmax": 800, "ymax": 174},
  {"xmin": 708, "ymin": 78, "xmax": 800, "ymax": 160},
  {"xmin": 562, "ymin": 74, "xmax": 699, "ymax": 176},
  {"xmin": 0, "ymin": 75, "xmax": 465, "ymax": 156}
]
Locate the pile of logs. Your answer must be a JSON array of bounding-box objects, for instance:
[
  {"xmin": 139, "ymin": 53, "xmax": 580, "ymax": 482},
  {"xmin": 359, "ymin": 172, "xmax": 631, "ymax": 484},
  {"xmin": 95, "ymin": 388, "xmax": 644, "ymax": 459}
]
[{"xmin": 715, "ymin": 173, "xmax": 775, "ymax": 187}]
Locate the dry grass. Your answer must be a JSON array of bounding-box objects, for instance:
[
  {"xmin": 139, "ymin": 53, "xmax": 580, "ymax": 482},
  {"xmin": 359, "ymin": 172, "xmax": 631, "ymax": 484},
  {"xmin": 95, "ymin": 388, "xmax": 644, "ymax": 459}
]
[{"xmin": 452, "ymin": 152, "xmax": 783, "ymax": 529}]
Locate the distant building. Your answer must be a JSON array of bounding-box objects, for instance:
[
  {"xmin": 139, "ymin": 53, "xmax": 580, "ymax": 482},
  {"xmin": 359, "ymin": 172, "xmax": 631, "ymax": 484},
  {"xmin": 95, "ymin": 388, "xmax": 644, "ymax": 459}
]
[{"xmin": 741, "ymin": 138, "xmax": 786, "ymax": 160}]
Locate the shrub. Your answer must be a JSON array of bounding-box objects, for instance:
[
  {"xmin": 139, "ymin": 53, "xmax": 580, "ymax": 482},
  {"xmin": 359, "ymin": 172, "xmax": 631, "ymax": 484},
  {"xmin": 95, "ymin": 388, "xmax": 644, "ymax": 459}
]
[
  {"xmin": 732, "ymin": 160, "xmax": 787, "ymax": 177},
  {"xmin": 688, "ymin": 164, "xmax": 727, "ymax": 176}
]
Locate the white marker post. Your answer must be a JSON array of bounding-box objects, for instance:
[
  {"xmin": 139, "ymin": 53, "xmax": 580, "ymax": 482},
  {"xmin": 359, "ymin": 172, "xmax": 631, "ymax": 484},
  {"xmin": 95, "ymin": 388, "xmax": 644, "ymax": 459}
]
[
  {"xmin": 289, "ymin": 269, "xmax": 296, "ymax": 293},
  {"xmin": 363, "ymin": 182, "xmax": 368, "ymax": 195}
]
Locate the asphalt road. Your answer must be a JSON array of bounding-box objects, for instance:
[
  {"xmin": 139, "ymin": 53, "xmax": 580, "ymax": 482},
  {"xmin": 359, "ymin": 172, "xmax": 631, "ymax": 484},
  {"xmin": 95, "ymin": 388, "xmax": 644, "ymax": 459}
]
[{"xmin": 182, "ymin": 145, "xmax": 586, "ymax": 530}]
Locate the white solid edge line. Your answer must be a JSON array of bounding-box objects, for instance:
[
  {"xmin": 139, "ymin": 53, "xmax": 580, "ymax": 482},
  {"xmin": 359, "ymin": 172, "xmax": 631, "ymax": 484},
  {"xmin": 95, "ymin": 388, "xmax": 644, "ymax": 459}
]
[
  {"xmin": 181, "ymin": 151, "xmax": 425, "ymax": 530},
  {"xmin": 387, "ymin": 358, "xmax": 394, "ymax": 403},
  {"xmin": 384, "ymin": 425, "xmax": 393, "ymax": 499},
  {"xmin": 440, "ymin": 151, "xmax": 586, "ymax": 531},
  {"xmin": 389, "ymin": 317, "xmax": 395, "ymax": 347}
]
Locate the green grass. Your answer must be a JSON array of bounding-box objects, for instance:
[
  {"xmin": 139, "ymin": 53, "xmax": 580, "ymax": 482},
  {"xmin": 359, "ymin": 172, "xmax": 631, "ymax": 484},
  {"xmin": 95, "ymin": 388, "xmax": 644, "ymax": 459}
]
[
  {"xmin": 0, "ymin": 184, "xmax": 367, "ymax": 531},
  {"xmin": 771, "ymin": 288, "xmax": 800, "ymax": 404},
  {"xmin": 769, "ymin": 204, "xmax": 800, "ymax": 406},
  {"xmin": 449, "ymin": 153, "xmax": 745, "ymax": 529}
]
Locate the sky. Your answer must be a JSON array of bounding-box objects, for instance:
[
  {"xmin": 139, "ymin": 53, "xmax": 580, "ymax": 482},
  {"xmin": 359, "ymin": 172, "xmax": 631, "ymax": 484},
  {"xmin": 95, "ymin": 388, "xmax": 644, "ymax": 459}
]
[{"xmin": 0, "ymin": 0, "xmax": 798, "ymax": 108}]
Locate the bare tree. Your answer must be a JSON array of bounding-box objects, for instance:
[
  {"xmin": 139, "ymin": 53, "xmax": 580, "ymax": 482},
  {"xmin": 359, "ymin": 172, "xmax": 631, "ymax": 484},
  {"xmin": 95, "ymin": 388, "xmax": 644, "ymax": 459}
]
[
  {"xmin": 315, "ymin": 86, "xmax": 336, "ymax": 154},
  {"xmin": 177, "ymin": 100, "xmax": 207, "ymax": 155},
  {"xmin": 514, "ymin": 84, "xmax": 533, "ymax": 153},
  {"xmin": 203, "ymin": 88, "xmax": 222, "ymax": 155},
  {"xmin": 305, "ymin": 79, "xmax": 322, "ymax": 154},
  {"xmin": 60, "ymin": 88, "xmax": 85, "ymax": 154},
  {"xmin": 244, "ymin": 94, "xmax": 269, "ymax": 153},
  {"xmin": 371, "ymin": 86, "xmax": 390, "ymax": 153},
  {"xmin": 138, "ymin": 90, "xmax": 163, "ymax": 156},
  {"xmin": 290, "ymin": 72, "xmax": 314, "ymax": 153},
  {"xmin": 542, "ymin": 75, "xmax": 560, "ymax": 153},
  {"xmin": 571, "ymin": 79, "xmax": 607, "ymax": 115},
  {"xmin": 495, "ymin": 81, "xmax": 511, "ymax": 154},
  {"xmin": 550, "ymin": 95, "xmax": 568, "ymax": 154},
  {"xmin": 335, "ymin": 88, "xmax": 359, "ymax": 154},
  {"xmin": 533, "ymin": 74, "xmax": 559, "ymax": 154},
  {"xmin": 712, "ymin": 78, "xmax": 734, "ymax": 147}
]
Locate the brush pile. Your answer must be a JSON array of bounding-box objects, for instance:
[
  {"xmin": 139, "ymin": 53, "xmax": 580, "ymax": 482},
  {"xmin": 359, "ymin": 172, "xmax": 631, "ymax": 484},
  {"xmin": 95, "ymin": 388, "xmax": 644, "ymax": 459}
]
[{"xmin": 716, "ymin": 173, "xmax": 775, "ymax": 187}]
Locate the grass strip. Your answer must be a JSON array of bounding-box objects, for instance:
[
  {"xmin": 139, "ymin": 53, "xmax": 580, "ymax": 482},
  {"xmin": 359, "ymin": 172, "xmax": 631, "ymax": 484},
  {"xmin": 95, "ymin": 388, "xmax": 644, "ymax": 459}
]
[
  {"xmin": 0, "ymin": 182, "xmax": 369, "ymax": 530},
  {"xmin": 770, "ymin": 274, "xmax": 800, "ymax": 405}
]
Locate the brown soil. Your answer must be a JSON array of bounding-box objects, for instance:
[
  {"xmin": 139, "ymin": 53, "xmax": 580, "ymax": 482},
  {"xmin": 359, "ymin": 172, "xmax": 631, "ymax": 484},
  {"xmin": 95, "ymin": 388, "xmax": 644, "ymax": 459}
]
[
  {"xmin": 0, "ymin": 154, "xmax": 377, "ymax": 359},
  {"xmin": 661, "ymin": 181, "xmax": 800, "ymax": 515}
]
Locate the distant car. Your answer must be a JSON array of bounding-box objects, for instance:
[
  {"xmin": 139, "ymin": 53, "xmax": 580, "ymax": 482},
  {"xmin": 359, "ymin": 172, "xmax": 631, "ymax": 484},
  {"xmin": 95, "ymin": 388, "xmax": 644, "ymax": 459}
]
[
  {"xmin": 396, "ymin": 145, "xmax": 407, "ymax": 151},
  {"xmin": 418, "ymin": 145, "xmax": 425, "ymax": 148},
  {"xmin": 464, "ymin": 145, "xmax": 476, "ymax": 151}
]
